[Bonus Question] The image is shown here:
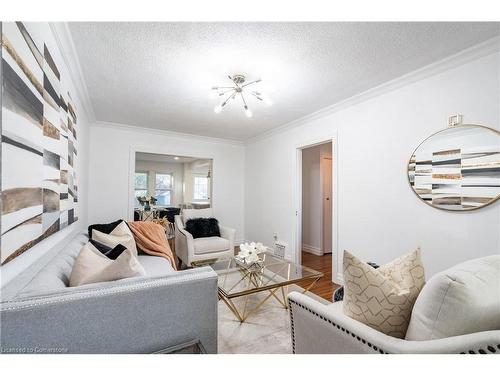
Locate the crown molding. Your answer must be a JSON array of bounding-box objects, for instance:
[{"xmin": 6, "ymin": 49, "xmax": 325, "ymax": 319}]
[
  {"xmin": 49, "ymin": 22, "xmax": 96, "ymax": 123},
  {"xmin": 245, "ymin": 35, "xmax": 500, "ymax": 144},
  {"xmin": 92, "ymin": 120, "xmax": 245, "ymax": 146}
]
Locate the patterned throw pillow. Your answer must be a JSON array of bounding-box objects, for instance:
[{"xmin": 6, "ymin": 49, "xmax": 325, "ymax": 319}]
[
  {"xmin": 91, "ymin": 221, "xmax": 137, "ymax": 254},
  {"xmin": 343, "ymin": 249, "xmax": 425, "ymax": 338},
  {"xmin": 89, "ymin": 239, "xmax": 127, "ymax": 260},
  {"xmin": 69, "ymin": 242, "xmax": 145, "ymax": 287}
]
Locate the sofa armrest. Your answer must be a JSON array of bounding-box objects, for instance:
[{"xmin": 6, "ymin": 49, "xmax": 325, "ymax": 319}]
[
  {"xmin": 1, "ymin": 267, "xmax": 218, "ymax": 354},
  {"xmin": 288, "ymin": 292, "xmax": 500, "ymax": 354},
  {"xmin": 175, "ymin": 215, "xmax": 195, "ymax": 265}
]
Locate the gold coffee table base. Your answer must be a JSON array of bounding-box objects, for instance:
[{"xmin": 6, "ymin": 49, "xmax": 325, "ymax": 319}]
[{"xmin": 219, "ymin": 269, "xmax": 321, "ymax": 323}]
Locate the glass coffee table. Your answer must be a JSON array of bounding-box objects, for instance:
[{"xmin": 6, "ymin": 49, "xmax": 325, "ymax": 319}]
[{"xmin": 193, "ymin": 253, "xmax": 323, "ymax": 323}]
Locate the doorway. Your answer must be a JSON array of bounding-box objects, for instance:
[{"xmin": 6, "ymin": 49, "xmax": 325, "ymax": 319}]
[{"xmin": 297, "ymin": 141, "xmax": 338, "ymax": 301}]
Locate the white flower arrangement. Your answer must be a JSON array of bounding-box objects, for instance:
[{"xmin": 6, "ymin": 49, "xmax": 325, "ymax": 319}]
[{"xmin": 236, "ymin": 242, "xmax": 267, "ymax": 264}]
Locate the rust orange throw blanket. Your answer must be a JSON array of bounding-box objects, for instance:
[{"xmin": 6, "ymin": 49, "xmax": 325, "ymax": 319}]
[{"xmin": 127, "ymin": 221, "xmax": 177, "ymax": 270}]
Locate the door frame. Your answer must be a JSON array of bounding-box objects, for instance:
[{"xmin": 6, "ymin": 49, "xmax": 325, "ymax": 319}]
[
  {"xmin": 320, "ymin": 154, "xmax": 333, "ymax": 255},
  {"xmin": 294, "ymin": 131, "xmax": 341, "ymax": 284}
]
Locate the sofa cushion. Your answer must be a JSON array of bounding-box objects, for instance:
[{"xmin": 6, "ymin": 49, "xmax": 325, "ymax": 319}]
[
  {"xmin": 182, "ymin": 208, "xmax": 213, "ymax": 224},
  {"xmin": 343, "ymin": 249, "xmax": 425, "ymax": 339},
  {"xmin": 194, "ymin": 237, "xmax": 230, "ymax": 255},
  {"xmin": 92, "ymin": 221, "xmax": 137, "ymax": 254},
  {"xmin": 137, "ymin": 255, "xmax": 175, "ymax": 277},
  {"xmin": 69, "ymin": 242, "xmax": 145, "ymax": 287},
  {"xmin": 405, "ymin": 255, "xmax": 500, "ymax": 341},
  {"xmin": 9, "ymin": 234, "xmax": 89, "ymax": 298}
]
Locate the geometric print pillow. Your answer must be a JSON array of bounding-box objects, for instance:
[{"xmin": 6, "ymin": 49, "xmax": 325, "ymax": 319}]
[
  {"xmin": 91, "ymin": 221, "xmax": 137, "ymax": 255},
  {"xmin": 342, "ymin": 249, "xmax": 425, "ymax": 338}
]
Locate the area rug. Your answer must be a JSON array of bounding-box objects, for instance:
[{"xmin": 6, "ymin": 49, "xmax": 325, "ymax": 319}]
[{"xmin": 218, "ymin": 284, "xmax": 329, "ymax": 354}]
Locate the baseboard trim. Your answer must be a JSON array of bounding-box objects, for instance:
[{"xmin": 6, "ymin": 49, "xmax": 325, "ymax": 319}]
[
  {"xmin": 302, "ymin": 244, "xmax": 323, "ymax": 256},
  {"xmin": 333, "ymin": 272, "xmax": 344, "ymax": 286}
]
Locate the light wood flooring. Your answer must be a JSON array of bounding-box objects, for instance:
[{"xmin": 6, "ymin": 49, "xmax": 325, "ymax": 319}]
[{"xmin": 296, "ymin": 251, "xmax": 340, "ymax": 302}]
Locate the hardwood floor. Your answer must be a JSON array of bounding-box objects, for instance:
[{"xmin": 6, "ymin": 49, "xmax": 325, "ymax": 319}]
[{"xmin": 296, "ymin": 251, "xmax": 340, "ymax": 302}]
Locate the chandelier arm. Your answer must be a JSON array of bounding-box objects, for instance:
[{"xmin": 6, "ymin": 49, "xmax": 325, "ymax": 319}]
[
  {"xmin": 239, "ymin": 92, "xmax": 249, "ymax": 109},
  {"xmin": 241, "ymin": 79, "xmax": 262, "ymax": 88},
  {"xmin": 250, "ymin": 91, "xmax": 263, "ymax": 101},
  {"xmin": 213, "ymin": 86, "xmax": 235, "ymax": 90},
  {"xmin": 221, "ymin": 91, "xmax": 237, "ymax": 107},
  {"xmin": 218, "ymin": 88, "xmax": 236, "ymax": 96}
]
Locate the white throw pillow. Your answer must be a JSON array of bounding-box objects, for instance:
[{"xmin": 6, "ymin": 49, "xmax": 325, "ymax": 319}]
[
  {"xmin": 69, "ymin": 242, "xmax": 145, "ymax": 287},
  {"xmin": 405, "ymin": 255, "xmax": 500, "ymax": 341},
  {"xmin": 343, "ymin": 249, "xmax": 425, "ymax": 338},
  {"xmin": 182, "ymin": 208, "xmax": 213, "ymax": 224},
  {"xmin": 92, "ymin": 221, "xmax": 137, "ymax": 254}
]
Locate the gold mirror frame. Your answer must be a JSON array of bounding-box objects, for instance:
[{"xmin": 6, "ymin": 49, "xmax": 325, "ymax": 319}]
[{"xmin": 407, "ymin": 124, "xmax": 500, "ymax": 211}]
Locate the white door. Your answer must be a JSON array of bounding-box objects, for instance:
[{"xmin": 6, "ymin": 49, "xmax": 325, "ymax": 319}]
[{"xmin": 322, "ymin": 157, "xmax": 332, "ymax": 254}]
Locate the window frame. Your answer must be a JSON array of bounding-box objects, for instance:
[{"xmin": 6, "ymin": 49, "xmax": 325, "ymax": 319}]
[
  {"xmin": 134, "ymin": 171, "xmax": 149, "ymax": 198},
  {"xmin": 154, "ymin": 172, "xmax": 174, "ymax": 207},
  {"xmin": 192, "ymin": 174, "xmax": 210, "ymax": 202}
]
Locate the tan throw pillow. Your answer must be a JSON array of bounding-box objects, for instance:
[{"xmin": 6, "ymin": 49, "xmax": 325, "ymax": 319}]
[
  {"xmin": 343, "ymin": 249, "xmax": 425, "ymax": 338},
  {"xmin": 92, "ymin": 221, "xmax": 137, "ymax": 255},
  {"xmin": 69, "ymin": 242, "xmax": 145, "ymax": 287}
]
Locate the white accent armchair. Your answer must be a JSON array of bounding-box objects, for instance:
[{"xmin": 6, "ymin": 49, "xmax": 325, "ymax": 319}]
[
  {"xmin": 288, "ymin": 294, "xmax": 500, "ymax": 354},
  {"xmin": 174, "ymin": 208, "xmax": 235, "ymax": 267},
  {"xmin": 289, "ymin": 255, "xmax": 500, "ymax": 354}
]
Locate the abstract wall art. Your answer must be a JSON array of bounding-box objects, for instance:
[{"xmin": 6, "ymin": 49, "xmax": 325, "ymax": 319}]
[
  {"xmin": 408, "ymin": 124, "xmax": 500, "ymax": 211},
  {"xmin": 1, "ymin": 22, "xmax": 78, "ymax": 264}
]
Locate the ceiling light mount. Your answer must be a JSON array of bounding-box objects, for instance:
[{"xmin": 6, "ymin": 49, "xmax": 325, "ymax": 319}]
[{"xmin": 210, "ymin": 73, "xmax": 271, "ymax": 117}]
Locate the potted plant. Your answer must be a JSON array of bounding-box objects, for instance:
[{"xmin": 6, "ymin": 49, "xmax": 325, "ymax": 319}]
[{"xmin": 235, "ymin": 242, "xmax": 267, "ymax": 270}]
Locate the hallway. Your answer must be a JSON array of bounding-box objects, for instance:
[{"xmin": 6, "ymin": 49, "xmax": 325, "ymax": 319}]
[{"xmin": 297, "ymin": 251, "xmax": 340, "ymax": 302}]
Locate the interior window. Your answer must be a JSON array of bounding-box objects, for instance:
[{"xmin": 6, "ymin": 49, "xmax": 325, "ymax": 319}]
[
  {"xmin": 134, "ymin": 172, "xmax": 148, "ymax": 199},
  {"xmin": 155, "ymin": 173, "xmax": 173, "ymax": 206},
  {"xmin": 193, "ymin": 175, "xmax": 209, "ymax": 201}
]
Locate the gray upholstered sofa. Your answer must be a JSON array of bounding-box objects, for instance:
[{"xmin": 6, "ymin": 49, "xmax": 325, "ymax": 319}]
[{"xmin": 0, "ymin": 232, "xmax": 218, "ymax": 354}]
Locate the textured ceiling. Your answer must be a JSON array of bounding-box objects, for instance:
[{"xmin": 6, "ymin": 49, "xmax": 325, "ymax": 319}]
[
  {"xmin": 136, "ymin": 152, "xmax": 199, "ymax": 163},
  {"xmin": 69, "ymin": 22, "xmax": 500, "ymax": 140}
]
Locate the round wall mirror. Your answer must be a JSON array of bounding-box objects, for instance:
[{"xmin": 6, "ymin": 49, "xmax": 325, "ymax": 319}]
[{"xmin": 408, "ymin": 124, "xmax": 500, "ymax": 211}]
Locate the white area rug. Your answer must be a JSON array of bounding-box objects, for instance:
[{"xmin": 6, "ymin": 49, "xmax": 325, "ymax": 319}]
[{"xmin": 218, "ymin": 285, "xmax": 328, "ymax": 354}]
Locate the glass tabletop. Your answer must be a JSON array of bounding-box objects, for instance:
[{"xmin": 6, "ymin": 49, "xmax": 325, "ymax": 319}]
[{"xmin": 204, "ymin": 252, "xmax": 323, "ymax": 298}]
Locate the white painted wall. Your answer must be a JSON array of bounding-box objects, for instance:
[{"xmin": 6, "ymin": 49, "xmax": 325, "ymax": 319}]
[
  {"xmin": 245, "ymin": 51, "xmax": 500, "ymax": 283},
  {"xmin": 88, "ymin": 123, "xmax": 245, "ymax": 243},
  {"xmin": 301, "ymin": 144, "xmax": 322, "ymax": 253},
  {"xmin": 135, "ymin": 160, "xmax": 184, "ymax": 206},
  {"xmin": 1, "ymin": 23, "xmax": 91, "ymax": 285}
]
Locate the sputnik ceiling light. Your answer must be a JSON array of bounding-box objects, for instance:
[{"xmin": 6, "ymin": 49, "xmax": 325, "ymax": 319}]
[{"xmin": 210, "ymin": 74, "xmax": 272, "ymax": 118}]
